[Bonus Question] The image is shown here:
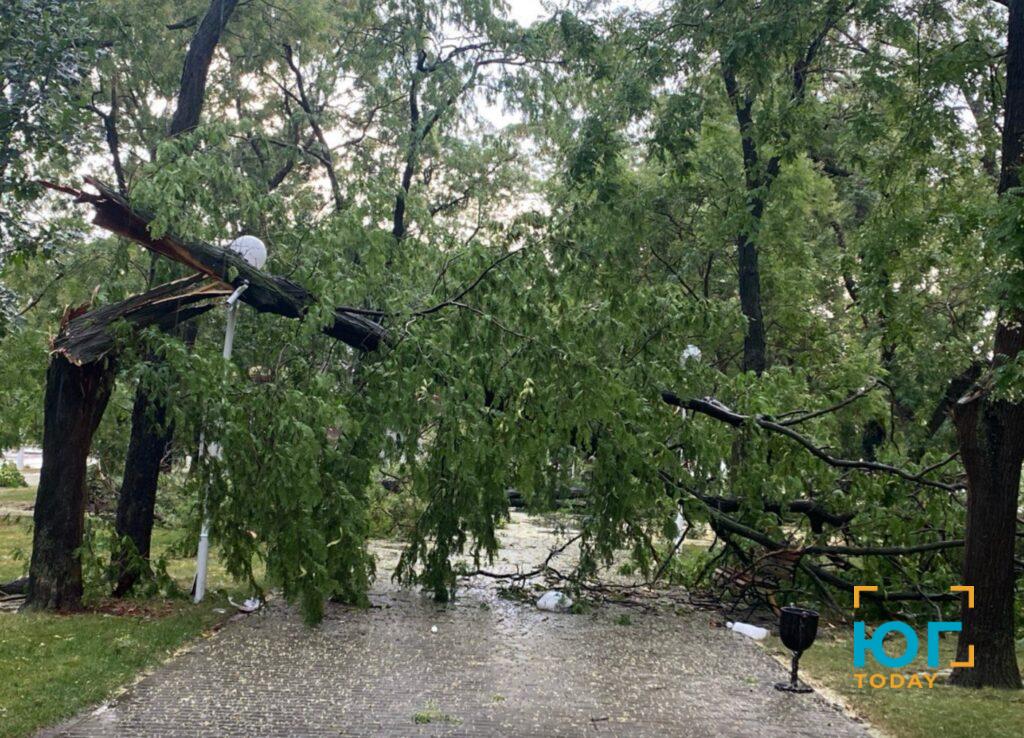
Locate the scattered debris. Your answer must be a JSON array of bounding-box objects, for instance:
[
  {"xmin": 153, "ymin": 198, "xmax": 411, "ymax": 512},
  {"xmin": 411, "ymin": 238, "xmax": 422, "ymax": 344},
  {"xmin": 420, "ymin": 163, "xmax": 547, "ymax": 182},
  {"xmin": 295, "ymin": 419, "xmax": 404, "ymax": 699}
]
[
  {"xmin": 537, "ymin": 590, "xmax": 573, "ymax": 612},
  {"xmin": 228, "ymin": 596, "xmax": 263, "ymax": 613},
  {"xmin": 0, "ymin": 593, "xmax": 25, "ymax": 612},
  {"xmin": 726, "ymin": 621, "xmax": 769, "ymax": 640}
]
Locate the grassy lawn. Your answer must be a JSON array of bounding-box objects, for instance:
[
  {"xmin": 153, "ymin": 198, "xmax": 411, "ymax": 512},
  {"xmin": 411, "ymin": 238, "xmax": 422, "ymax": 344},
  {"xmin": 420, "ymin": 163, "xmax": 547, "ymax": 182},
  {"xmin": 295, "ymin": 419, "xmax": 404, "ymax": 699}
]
[
  {"xmin": 0, "ymin": 486, "xmax": 37, "ymax": 511},
  {"xmin": 0, "ymin": 515, "xmax": 32, "ymax": 582},
  {"xmin": 764, "ymin": 632, "xmax": 1024, "ymax": 738},
  {"xmin": 0, "ymin": 511, "xmax": 250, "ymax": 738},
  {"xmin": 0, "ymin": 600, "xmax": 229, "ymax": 738}
]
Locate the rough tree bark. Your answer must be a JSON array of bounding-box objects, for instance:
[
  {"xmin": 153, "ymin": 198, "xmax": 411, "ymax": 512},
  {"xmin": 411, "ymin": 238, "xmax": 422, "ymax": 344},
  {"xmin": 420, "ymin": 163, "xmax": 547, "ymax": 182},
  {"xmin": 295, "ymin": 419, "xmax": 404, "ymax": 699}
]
[
  {"xmin": 168, "ymin": 0, "xmax": 240, "ymax": 138},
  {"xmin": 112, "ymin": 0, "xmax": 240, "ymax": 594},
  {"xmin": 721, "ymin": 64, "xmax": 769, "ymax": 376},
  {"xmin": 950, "ymin": 0, "xmax": 1024, "ymax": 690},
  {"xmin": 111, "ymin": 391, "xmax": 172, "ymax": 596},
  {"xmin": 24, "ymin": 356, "xmax": 117, "ymax": 610}
]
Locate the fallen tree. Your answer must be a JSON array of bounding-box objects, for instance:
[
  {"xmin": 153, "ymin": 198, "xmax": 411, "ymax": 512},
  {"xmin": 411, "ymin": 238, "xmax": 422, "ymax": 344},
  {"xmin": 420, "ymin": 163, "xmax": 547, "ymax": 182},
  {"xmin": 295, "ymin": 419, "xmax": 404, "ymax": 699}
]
[
  {"xmin": 655, "ymin": 390, "xmax": 978, "ymax": 610},
  {"xmin": 30, "ymin": 166, "xmax": 533, "ymax": 608},
  {"xmin": 46, "ymin": 174, "xmax": 390, "ymax": 596},
  {"xmin": 659, "ymin": 472, "xmax": 961, "ymax": 605}
]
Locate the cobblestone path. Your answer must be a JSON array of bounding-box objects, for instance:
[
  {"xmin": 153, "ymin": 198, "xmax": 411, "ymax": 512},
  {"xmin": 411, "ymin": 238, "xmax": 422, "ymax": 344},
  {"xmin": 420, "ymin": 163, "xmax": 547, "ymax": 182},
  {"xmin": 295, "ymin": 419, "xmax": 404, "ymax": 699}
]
[{"xmin": 45, "ymin": 518, "xmax": 869, "ymax": 737}]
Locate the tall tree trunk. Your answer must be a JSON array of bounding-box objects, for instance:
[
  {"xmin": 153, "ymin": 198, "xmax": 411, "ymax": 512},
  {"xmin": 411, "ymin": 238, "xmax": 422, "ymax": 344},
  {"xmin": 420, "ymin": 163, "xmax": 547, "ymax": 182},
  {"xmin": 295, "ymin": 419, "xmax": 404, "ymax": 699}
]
[
  {"xmin": 950, "ymin": 0, "xmax": 1024, "ymax": 690},
  {"xmin": 168, "ymin": 0, "xmax": 241, "ymax": 138},
  {"xmin": 950, "ymin": 334, "xmax": 1024, "ymax": 688},
  {"xmin": 111, "ymin": 387, "xmax": 172, "ymax": 596},
  {"xmin": 112, "ymin": 0, "xmax": 239, "ymax": 594},
  {"xmin": 722, "ymin": 64, "xmax": 770, "ymax": 376},
  {"xmin": 737, "ymin": 232, "xmax": 766, "ymax": 375},
  {"xmin": 24, "ymin": 356, "xmax": 116, "ymax": 610}
]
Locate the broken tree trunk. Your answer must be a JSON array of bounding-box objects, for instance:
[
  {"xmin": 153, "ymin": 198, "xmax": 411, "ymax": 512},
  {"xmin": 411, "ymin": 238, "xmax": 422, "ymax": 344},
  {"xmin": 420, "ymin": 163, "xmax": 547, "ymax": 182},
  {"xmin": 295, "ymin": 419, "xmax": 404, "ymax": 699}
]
[
  {"xmin": 25, "ymin": 279, "xmax": 222, "ymax": 611},
  {"xmin": 76, "ymin": 177, "xmax": 388, "ymax": 352},
  {"xmin": 38, "ymin": 173, "xmax": 390, "ymax": 602},
  {"xmin": 25, "ymin": 355, "xmax": 117, "ymax": 611},
  {"xmin": 51, "ymin": 275, "xmax": 225, "ymax": 363}
]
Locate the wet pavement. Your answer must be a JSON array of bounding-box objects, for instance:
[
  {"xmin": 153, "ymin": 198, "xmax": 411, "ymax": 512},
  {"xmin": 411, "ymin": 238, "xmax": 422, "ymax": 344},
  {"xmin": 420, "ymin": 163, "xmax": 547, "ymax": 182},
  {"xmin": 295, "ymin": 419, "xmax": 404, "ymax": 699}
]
[{"xmin": 43, "ymin": 517, "xmax": 869, "ymax": 737}]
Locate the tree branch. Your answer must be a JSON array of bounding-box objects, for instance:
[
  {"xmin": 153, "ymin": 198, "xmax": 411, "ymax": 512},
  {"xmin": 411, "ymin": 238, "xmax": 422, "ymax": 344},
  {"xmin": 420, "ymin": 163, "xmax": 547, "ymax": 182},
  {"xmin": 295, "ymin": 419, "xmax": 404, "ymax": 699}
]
[
  {"xmin": 169, "ymin": 0, "xmax": 240, "ymax": 136},
  {"xmin": 49, "ymin": 178, "xmax": 388, "ymax": 354},
  {"xmin": 661, "ymin": 391, "xmax": 964, "ymax": 491}
]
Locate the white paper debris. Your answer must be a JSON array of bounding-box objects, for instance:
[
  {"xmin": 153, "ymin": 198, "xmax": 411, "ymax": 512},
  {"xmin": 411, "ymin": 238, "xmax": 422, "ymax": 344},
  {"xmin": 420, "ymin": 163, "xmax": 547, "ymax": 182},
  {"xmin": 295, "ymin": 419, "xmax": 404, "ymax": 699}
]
[
  {"xmin": 726, "ymin": 621, "xmax": 768, "ymax": 640},
  {"xmin": 228, "ymin": 596, "xmax": 262, "ymax": 613},
  {"xmin": 536, "ymin": 590, "xmax": 573, "ymax": 612}
]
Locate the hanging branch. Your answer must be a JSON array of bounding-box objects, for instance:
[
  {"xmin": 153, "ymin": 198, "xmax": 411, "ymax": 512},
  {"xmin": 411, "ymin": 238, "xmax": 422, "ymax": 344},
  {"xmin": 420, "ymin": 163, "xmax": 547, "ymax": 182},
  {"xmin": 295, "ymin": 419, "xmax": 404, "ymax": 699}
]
[
  {"xmin": 660, "ymin": 391, "xmax": 964, "ymax": 491},
  {"xmin": 661, "ymin": 473, "xmax": 958, "ymax": 603}
]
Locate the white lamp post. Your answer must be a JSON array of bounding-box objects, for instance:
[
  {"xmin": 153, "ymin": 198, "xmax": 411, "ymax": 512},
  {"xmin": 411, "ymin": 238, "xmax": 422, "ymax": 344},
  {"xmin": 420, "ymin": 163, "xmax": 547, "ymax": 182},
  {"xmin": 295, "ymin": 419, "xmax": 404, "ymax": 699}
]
[{"xmin": 193, "ymin": 235, "xmax": 267, "ymax": 604}]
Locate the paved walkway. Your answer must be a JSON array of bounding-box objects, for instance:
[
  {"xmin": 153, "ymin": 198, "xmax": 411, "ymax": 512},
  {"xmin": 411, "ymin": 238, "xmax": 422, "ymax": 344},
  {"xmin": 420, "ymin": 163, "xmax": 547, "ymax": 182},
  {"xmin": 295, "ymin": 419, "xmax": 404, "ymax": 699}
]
[{"xmin": 45, "ymin": 519, "xmax": 869, "ymax": 737}]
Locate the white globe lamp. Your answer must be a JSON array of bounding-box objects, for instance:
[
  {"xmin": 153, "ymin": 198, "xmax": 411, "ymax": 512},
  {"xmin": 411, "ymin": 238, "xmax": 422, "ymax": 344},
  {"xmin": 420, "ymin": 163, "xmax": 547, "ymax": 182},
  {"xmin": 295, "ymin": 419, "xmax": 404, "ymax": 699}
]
[{"xmin": 228, "ymin": 235, "xmax": 267, "ymax": 269}]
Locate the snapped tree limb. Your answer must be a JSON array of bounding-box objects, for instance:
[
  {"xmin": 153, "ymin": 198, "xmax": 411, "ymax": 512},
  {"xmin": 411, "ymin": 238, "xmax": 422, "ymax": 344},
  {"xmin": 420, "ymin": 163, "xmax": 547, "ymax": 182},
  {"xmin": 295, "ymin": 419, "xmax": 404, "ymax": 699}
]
[
  {"xmin": 52, "ymin": 275, "xmax": 226, "ymax": 364},
  {"xmin": 696, "ymin": 495, "xmax": 854, "ymax": 533},
  {"xmin": 54, "ymin": 177, "xmax": 389, "ymax": 352},
  {"xmin": 660, "ymin": 473, "xmax": 959, "ymax": 603}
]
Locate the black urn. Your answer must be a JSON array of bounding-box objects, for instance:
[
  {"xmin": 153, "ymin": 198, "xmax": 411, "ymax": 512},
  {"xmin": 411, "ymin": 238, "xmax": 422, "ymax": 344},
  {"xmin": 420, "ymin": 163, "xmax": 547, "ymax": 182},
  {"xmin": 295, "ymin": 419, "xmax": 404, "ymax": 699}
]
[{"xmin": 775, "ymin": 606, "xmax": 819, "ymax": 693}]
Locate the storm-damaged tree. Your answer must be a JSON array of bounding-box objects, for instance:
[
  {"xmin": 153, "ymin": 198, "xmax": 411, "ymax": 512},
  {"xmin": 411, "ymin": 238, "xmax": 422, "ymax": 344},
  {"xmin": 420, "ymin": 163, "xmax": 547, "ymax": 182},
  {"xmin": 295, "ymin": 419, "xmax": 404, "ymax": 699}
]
[
  {"xmin": 107, "ymin": 0, "xmax": 531, "ymax": 595},
  {"xmin": 25, "ymin": 280, "xmax": 218, "ymax": 609},
  {"xmin": 110, "ymin": 0, "xmax": 240, "ymax": 596}
]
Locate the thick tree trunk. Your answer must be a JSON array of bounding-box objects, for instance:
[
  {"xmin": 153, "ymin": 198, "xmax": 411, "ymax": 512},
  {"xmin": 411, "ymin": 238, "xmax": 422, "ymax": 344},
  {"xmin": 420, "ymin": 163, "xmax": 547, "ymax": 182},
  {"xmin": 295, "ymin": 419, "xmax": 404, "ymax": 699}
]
[
  {"xmin": 25, "ymin": 281, "xmax": 213, "ymax": 610},
  {"xmin": 168, "ymin": 0, "xmax": 240, "ymax": 137},
  {"xmin": 950, "ymin": 352, "xmax": 1024, "ymax": 688},
  {"xmin": 24, "ymin": 356, "xmax": 116, "ymax": 611},
  {"xmin": 950, "ymin": 0, "xmax": 1024, "ymax": 690}
]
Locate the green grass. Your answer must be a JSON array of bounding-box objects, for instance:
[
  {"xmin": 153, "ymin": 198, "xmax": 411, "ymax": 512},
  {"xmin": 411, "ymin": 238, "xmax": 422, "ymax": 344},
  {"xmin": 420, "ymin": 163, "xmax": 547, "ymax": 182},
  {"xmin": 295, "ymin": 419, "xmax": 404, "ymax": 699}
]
[
  {"xmin": 0, "ymin": 516, "xmax": 32, "ymax": 582},
  {"xmin": 0, "ymin": 513, "xmax": 249, "ymax": 593},
  {"xmin": 0, "ymin": 514, "xmax": 251, "ymax": 738},
  {"xmin": 0, "ymin": 600, "xmax": 229, "ymax": 738},
  {"xmin": 0, "ymin": 486, "xmax": 36, "ymax": 510},
  {"xmin": 412, "ymin": 701, "xmax": 460, "ymax": 725},
  {"xmin": 765, "ymin": 633, "xmax": 1024, "ymax": 738}
]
